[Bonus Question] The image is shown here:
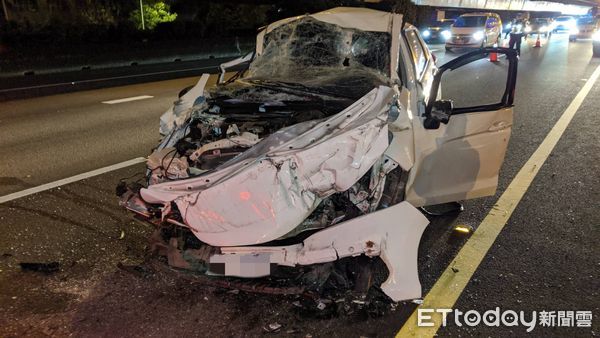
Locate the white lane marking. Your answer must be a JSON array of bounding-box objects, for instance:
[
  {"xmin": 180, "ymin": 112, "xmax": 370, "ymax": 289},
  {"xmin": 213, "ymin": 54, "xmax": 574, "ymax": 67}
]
[
  {"xmin": 0, "ymin": 157, "xmax": 146, "ymax": 204},
  {"xmin": 102, "ymin": 95, "xmax": 154, "ymax": 104}
]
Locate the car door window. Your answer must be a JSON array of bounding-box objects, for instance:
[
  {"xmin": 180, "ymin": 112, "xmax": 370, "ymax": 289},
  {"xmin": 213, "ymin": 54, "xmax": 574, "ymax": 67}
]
[{"xmin": 405, "ymin": 29, "xmax": 429, "ymax": 80}]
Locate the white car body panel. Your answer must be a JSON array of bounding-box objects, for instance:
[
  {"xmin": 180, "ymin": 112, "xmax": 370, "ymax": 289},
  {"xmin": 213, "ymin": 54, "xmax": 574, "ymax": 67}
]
[
  {"xmin": 212, "ymin": 201, "xmax": 429, "ymax": 301},
  {"xmin": 406, "ymin": 107, "xmax": 513, "ymax": 207}
]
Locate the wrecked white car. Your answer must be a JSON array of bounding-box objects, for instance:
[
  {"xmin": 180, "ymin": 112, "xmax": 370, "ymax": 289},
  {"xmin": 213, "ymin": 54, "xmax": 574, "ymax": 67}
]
[{"xmin": 117, "ymin": 7, "xmax": 518, "ymax": 302}]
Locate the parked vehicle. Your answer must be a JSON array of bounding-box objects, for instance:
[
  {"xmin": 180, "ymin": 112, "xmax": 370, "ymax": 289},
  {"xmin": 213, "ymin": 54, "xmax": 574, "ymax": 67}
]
[
  {"xmin": 117, "ymin": 7, "xmax": 518, "ymax": 302},
  {"xmin": 446, "ymin": 12, "xmax": 503, "ymax": 51}
]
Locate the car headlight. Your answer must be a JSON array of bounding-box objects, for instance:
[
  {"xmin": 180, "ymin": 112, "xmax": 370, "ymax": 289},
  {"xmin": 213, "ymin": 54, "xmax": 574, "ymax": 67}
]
[
  {"xmin": 540, "ymin": 26, "xmax": 548, "ymax": 32},
  {"xmin": 441, "ymin": 30, "xmax": 452, "ymax": 40},
  {"xmin": 524, "ymin": 26, "xmax": 532, "ymax": 33},
  {"xmin": 472, "ymin": 31, "xmax": 484, "ymax": 41},
  {"xmin": 593, "ymin": 31, "xmax": 600, "ymax": 41},
  {"xmin": 422, "ymin": 30, "xmax": 431, "ymax": 38}
]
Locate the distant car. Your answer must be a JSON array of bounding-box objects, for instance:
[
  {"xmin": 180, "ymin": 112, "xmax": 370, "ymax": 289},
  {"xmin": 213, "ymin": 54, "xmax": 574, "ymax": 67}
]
[
  {"xmin": 553, "ymin": 16, "xmax": 576, "ymax": 33},
  {"xmin": 446, "ymin": 12, "xmax": 502, "ymax": 51},
  {"xmin": 528, "ymin": 18, "xmax": 553, "ymax": 37},
  {"xmin": 420, "ymin": 19, "xmax": 455, "ymax": 43},
  {"xmin": 569, "ymin": 16, "xmax": 599, "ymax": 41}
]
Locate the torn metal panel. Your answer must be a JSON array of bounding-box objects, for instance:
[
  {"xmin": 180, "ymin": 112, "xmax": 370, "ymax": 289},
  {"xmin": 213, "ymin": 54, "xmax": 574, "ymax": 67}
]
[
  {"xmin": 160, "ymin": 73, "xmax": 210, "ymax": 136},
  {"xmin": 213, "ymin": 201, "xmax": 429, "ymax": 302},
  {"xmin": 218, "ymin": 52, "xmax": 253, "ymax": 84},
  {"xmin": 141, "ymin": 86, "xmax": 394, "ymax": 246},
  {"xmin": 384, "ymin": 86, "xmax": 415, "ymax": 171}
]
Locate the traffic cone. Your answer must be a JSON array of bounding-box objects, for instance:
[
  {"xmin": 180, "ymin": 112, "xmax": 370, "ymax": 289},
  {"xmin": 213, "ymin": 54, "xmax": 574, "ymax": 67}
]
[
  {"xmin": 489, "ymin": 43, "xmax": 499, "ymax": 62},
  {"xmin": 534, "ymin": 33, "xmax": 542, "ymax": 48}
]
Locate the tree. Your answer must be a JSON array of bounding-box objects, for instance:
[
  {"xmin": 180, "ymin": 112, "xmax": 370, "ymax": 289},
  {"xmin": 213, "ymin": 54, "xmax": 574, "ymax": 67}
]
[{"xmin": 130, "ymin": 1, "xmax": 177, "ymax": 30}]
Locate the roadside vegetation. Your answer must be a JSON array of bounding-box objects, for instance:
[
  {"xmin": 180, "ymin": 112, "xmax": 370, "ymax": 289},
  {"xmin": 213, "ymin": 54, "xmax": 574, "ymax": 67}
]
[{"xmin": 0, "ymin": 0, "xmax": 420, "ymax": 73}]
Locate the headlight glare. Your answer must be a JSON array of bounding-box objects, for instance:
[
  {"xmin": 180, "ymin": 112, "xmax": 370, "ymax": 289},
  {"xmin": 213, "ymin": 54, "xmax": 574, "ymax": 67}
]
[
  {"xmin": 540, "ymin": 26, "xmax": 548, "ymax": 32},
  {"xmin": 422, "ymin": 30, "xmax": 431, "ymax": 38},
  {"xmin": 524, "ymin": 26, "xmax": 532, "ymax": 33},
  {"xmin": 593, "ymin": 31, "xmax": 600, "ymax": 41},
  {"xmin": 441, "ymin": 30, "xmax": 452, "ymax": 40},
  {"xmin": 472, "ymin": 31, "xmax": 484, "ymax": 41}
]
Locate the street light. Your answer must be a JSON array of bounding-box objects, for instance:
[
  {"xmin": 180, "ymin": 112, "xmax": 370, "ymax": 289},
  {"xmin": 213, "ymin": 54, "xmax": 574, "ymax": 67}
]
[{"xmin": 139, "ymin": 0, "xmax": 145, "ymax": 30}]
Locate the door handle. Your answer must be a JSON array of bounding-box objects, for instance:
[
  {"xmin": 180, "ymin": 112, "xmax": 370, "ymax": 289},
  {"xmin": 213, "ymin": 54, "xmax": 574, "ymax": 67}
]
[{"xmin": 489, "ymin": 121, "xmax": 510, "ymax": 131}]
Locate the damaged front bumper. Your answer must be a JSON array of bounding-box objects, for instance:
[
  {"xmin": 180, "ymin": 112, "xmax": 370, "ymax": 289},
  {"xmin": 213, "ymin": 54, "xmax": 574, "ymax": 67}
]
[
  {"xmin": 208, "ymin": 202, "xmax": 428, "ymax": 301},
  {"xmin": 121, "ymin": 190, "xmax": 429, "ymax": 302}
]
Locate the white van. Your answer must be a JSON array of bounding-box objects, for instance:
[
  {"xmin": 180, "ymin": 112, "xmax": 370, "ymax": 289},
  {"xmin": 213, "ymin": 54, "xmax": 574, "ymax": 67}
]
[{"xmin": 446, "ymin": 12, "xmax": 502, "ymax": 51}]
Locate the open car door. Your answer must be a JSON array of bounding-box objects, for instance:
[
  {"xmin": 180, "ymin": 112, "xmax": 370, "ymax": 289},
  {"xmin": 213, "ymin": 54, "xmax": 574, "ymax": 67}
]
[{"xmin": 405, "ymin": 48, "xmax": 518, "ymax": 207}]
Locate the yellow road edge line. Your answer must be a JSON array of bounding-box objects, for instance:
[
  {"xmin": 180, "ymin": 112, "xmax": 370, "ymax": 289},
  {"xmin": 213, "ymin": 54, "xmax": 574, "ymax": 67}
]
[{"xmin": 397, "ymin": 64, "xmax": 600, "ymax": 337}]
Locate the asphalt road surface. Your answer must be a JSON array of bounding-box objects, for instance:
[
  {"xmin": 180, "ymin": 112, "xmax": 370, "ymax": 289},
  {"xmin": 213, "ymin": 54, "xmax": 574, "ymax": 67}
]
[{"xmin": 0, "ymin": 34, "xmax": 598, "ymax": 337}]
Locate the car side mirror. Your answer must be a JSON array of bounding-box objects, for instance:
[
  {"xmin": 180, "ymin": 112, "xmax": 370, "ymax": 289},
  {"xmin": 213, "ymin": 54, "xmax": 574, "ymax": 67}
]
[{"xmin": 424, "ymin": 100, "xmax": 453, "ymax": 129}]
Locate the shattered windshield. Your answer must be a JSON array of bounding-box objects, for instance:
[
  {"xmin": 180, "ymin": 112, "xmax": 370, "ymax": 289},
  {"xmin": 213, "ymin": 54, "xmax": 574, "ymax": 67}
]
[{"xmin": 246, "ymin": 17, "xmax": 391, "ymax": 98}]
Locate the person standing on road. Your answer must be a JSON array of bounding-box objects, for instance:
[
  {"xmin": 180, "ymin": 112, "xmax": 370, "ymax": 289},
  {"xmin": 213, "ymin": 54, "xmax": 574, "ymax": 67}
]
[{"xmin": 509, "ymin": 19, "xmax": 525, "ymax": 55}]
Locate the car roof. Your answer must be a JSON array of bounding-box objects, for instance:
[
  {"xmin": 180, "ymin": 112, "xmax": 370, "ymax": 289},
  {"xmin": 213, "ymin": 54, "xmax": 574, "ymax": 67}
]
[{"xmin": 263, "ymin": 7, "xmax": 401, "ymax": 33}]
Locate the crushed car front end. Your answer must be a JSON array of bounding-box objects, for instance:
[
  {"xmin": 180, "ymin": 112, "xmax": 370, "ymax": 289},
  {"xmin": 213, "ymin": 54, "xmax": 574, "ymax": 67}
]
[{"xmin": 117, "ymin": 8, "xmax": 429, "ymax": 302}]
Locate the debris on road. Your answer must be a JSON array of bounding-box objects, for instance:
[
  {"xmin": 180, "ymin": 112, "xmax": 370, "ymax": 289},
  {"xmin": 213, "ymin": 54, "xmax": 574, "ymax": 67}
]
[
  {"xmin": 263, "ymin": 322, "xmax": 282, "ymax": 333},
  {"xmin": 19, "ymin": 262, "xmax": 60, "ymax": 274}
]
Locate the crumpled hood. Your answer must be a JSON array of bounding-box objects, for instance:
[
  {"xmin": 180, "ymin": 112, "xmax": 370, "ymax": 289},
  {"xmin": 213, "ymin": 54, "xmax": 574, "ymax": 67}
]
[{"xmin": 141, "ymin": 86, "xmax": 393, "ymax": 246}]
